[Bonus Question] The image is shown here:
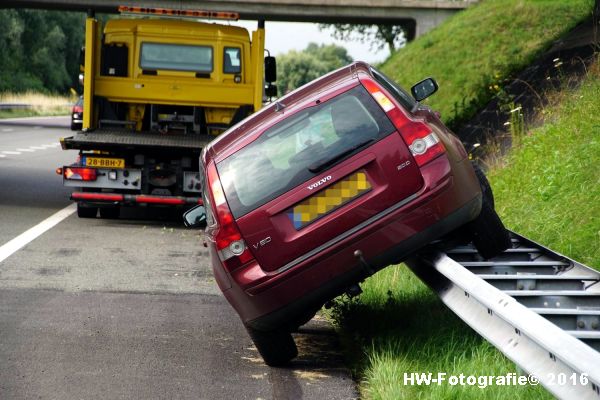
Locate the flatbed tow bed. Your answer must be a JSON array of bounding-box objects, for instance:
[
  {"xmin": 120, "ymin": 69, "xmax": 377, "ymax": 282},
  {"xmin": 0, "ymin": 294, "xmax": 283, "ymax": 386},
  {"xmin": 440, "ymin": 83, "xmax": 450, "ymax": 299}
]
[{"xmin": 61, "ymin": 130, "xmax": 212, "ymax": 153}]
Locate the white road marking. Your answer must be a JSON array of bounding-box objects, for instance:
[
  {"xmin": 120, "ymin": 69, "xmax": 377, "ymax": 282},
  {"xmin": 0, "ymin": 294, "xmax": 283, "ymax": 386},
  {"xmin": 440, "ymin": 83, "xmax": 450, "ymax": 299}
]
[
  {"xmin": 1, "ymin": 128, "xmax": 13, "ymax": 132},
  {"xmin": 0, "ymin": 154, "xmax": 5, "ymax": 158},
  {"xmin": 0, "ymin": 143, "xmax": 62, "ymax": 157},
  {"xmin": 0, "ymin": 204, "xmax": 77, "ymax": 264}
]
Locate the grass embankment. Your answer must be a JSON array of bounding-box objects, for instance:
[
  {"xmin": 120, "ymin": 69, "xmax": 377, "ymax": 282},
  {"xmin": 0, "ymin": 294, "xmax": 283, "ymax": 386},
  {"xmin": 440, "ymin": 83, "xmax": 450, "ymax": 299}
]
[
  {"xmin": 0, "ymin": 92, "xmax": 73, "ymax": 119},
  {"xmin": 489, "ymin": 62, "xmax": 600, "ymax": 268},
  {"xmin": 379, "ymin": 0, "xmax": 593, "ymax": 129},
  {"xmin": 331, "ymin": 1, "xmax": 598, "ymax": 398}
]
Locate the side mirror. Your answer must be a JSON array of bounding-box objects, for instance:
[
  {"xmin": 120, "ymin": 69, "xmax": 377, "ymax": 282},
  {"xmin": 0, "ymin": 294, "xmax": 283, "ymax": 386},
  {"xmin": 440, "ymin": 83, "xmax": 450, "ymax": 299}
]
[
  {"xmin": 183, "ymin": 205, "xmax": 207, "ymax": 228},
  {"xmin": 265, "ymin": 56, "xmax": 276, "ymax": 83},
  {"xmin": 411, "ymin": 78, "xmax": 439, "ymax": 102},
  {"xmin": 265, "ymin": 83, "xmax": 277, "ymax": 98}
]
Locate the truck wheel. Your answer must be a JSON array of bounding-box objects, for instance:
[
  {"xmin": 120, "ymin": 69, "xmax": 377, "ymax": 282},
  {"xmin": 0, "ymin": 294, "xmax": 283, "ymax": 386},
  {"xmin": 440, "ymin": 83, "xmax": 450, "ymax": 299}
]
[
  {"xmin": 99, "ymin": 207, "xmax": 120, "ymax": 219},
  {"xmin": 77, "ymin": 204, "xmax": 98, "ymax": 218},
  {"xmin": 246, "ymin": 326, "xmax": 298, "ymax": 367}
]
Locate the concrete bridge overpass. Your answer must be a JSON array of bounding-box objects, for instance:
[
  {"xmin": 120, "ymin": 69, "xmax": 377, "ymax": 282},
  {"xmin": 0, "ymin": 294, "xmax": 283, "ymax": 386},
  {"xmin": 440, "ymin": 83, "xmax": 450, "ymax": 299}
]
[{"xmin": 2, "ymin": 0, "xmax": 478, "ymax": 37}]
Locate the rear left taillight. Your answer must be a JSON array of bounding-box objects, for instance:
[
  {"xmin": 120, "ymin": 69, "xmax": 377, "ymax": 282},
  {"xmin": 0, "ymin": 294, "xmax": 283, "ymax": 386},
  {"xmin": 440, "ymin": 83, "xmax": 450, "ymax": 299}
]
[
  {"xmin": 361, "ymin": 78, "xmax": 445, "ymax": 166},
  {"xmin": 206, "ymin": 162, "xmax": 254, "ymax": 270},
  {"xmin": 73, "ymin": 106, "xmax": 83, "ymax": 113},
  {"xmin": 63, "ymin": 167, "xmax": 97, "ymax": 181}
]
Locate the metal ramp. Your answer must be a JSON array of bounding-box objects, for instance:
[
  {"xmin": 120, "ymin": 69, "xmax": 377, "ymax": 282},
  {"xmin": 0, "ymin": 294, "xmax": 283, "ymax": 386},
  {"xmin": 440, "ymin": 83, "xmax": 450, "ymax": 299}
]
[{"xmin": 406, "ymin": 232, "xmax": 600, "ymax": 399}]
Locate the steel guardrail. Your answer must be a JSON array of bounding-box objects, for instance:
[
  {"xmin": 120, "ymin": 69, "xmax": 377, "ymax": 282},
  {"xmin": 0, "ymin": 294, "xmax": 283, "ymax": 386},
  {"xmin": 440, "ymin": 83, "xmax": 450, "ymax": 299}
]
[
  {"xmin": 406, "ymin": 232, "xmax": 600, "ymax": 399},
  {"xmin": 0, "ymin": 103, "xmax": 32, "ymax": 110}
]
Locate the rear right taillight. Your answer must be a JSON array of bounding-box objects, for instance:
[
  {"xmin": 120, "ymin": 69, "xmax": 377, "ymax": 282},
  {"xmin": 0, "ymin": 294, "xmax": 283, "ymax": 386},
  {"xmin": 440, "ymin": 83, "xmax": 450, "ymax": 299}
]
[
  {"xmin": 63, "ymin": 167, "xmax": 97, "ymax": 181},
  {"xmin": 361, "ymin": 78, "xmax": 445, "ymax": 166},
  {"xmin": 206, "ymin": 162, "xmax": 254, "ymax": 270}
]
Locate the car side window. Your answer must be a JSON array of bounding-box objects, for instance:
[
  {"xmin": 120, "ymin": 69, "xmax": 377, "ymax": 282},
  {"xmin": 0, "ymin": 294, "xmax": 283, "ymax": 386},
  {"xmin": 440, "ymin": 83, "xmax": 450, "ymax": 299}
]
[{"xmin": 371, "ymin": 68, "xmax": 417, "ymax": 112}]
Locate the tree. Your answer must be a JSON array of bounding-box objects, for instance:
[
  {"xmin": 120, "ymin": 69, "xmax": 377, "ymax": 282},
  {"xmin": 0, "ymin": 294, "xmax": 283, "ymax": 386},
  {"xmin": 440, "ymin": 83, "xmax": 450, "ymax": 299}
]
[
  {"xmin": 276, "ymin": 43, "xmax": 353, "ymax": 95},
  {"xmin": 0, "ymin": 9, "xmax": 85, "ymax": 93},
  {"xmin": 319, "ymin": 23, "xmax": 414, "ymax": 54}
]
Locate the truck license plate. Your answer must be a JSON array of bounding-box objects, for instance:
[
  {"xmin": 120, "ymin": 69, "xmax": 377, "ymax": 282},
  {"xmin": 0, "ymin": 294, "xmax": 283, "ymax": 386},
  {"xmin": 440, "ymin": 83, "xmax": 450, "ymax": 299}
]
[{"xmin": 84, "ymin": 157, "xmax": 125, "ymax": 169}]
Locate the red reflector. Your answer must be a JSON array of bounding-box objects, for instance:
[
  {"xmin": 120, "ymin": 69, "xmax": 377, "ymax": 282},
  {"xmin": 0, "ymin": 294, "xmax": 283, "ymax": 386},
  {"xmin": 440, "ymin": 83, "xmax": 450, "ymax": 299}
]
[
  {"xmin": 71, "ymin": 192, "xmax": 123, "ymax": 202},
  {"xmin": 134, "ymin": 196, "xmax": 186, "ymax": 205},
  {"xmin": 64, "ymin": 167, "xmax": 97, "ymax": 181},
  {"xmin": 206, "ymin": 162, "xmax": 254, "ymax": 270}
]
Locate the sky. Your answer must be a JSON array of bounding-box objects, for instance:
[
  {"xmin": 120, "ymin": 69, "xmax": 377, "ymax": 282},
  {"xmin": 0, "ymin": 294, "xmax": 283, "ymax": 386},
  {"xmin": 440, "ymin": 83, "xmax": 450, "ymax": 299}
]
[{"xmin": 227, "ymin": 20, "xmax": 391, "ymax": 64}]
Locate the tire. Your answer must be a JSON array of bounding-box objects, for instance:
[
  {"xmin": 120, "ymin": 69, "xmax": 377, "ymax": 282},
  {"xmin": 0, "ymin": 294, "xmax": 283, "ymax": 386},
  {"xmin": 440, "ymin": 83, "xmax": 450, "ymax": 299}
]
[
  {"xmin": 471, "ymin": 161, "xmax": 494, "ymax": 209},
  {"xmin": 99, "ymin": 207, "xmax": 120, "ymax": 219},
  {"xmin": 77, "ymin": 204, "xmax": 97, "ymax": 218},
  {"xmin": 246, "ymin": 326, "xmax": 298, "ymax": 367},
  {"xmin": 467, "ymin": 196, "xmax": 511, "ymax": 260}
]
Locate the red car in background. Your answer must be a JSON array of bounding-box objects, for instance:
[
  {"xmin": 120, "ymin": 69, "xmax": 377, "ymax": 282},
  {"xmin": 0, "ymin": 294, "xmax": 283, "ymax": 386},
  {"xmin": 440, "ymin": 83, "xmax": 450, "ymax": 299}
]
[
  {"xmin": 185, "ymin": 61, "xmax": 510, "ymax": 365},
  {"xmin": 70, "ymin": 96, "xmax": 83, "ymax": 131}
]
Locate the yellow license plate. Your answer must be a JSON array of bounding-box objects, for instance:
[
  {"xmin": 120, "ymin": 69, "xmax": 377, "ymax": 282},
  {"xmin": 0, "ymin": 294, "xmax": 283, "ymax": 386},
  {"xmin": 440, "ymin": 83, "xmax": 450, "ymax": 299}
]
[
  {"xmin": 288, "ymin": 171, "xmax": 371, "ymax": 229},
  {"xmin": 84, "ymin": 157, "xmax": 125, "ymax": 169}
]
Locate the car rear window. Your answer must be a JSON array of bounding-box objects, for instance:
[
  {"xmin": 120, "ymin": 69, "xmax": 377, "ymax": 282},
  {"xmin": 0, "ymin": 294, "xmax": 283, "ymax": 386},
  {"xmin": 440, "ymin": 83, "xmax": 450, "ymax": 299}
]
[{"xmin": 217, "ymin": 85, "xmax": 396, "ymax": 218}]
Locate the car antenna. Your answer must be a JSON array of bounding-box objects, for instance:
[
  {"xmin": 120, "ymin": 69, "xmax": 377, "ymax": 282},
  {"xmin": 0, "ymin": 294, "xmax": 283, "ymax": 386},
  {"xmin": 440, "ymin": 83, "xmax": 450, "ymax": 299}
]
[{"xmin": 275, "ymin": 102, "xmax": 286, "ymax": 112}]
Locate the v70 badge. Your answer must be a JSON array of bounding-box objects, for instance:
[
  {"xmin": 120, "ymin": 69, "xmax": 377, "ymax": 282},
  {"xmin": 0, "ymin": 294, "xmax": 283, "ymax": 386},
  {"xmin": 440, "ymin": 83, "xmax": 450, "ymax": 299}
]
[{"xmin": 253, "ymin": 236, "xmax": 272, "ymax": 250}]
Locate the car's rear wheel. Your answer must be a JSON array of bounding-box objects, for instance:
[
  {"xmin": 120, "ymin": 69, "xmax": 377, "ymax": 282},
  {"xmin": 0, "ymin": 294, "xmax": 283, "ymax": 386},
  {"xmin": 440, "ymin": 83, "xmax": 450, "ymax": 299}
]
[
  {"xmin": 246, "ymin": 326, "xmax": 297, "ymax": 367},
  {"xmin": 77, "ymin": 204, "xmax": 97, "ymax": 218},
  {"xmin": 467, "ymin": 164, "xmax": 511, "ymax": 259},
  {"xmin": 99, "ymin": 206, "xmax": 120, "ymax": 219},
  {"xmin": 471, "ymin": 162, "xmax": 494, "ymax": 209}
]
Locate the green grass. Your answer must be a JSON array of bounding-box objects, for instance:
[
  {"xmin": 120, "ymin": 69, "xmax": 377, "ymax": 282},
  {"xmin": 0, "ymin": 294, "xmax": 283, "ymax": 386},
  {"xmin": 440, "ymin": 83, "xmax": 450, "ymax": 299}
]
[
  {"xmin": 0, "ymin": 109, "xmax": 68, "ymax": 119},
  {"xmin": 0, "ymin": 91, "xmax": 73, "ymax": 119},
  {"xmin": 380, "ymin": 0, "xmax": 593, "ymax": 129},
  {"xmin": 331, "ymin": 266, "xmax": 551, "ymax": 399},
  {"xmin": 489, "ymin": 63, "xmax": 600, "ymax": 268}
]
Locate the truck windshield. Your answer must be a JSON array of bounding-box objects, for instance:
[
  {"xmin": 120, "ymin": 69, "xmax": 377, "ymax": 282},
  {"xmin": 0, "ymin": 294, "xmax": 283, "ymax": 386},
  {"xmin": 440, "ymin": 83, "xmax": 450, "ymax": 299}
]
[
  {"xmin": 140, "ymin": 42, "xmax": 213, "ymax": 72},
  {"xmin": 217, "ymin": 85, "xmax": 395, "ymax": 218}
]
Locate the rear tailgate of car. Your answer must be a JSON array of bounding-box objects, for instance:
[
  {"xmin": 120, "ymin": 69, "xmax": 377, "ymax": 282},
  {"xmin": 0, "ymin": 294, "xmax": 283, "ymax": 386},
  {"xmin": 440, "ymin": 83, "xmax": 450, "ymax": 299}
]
[{"xmin": 218, "ymin": 84, "xmax": 424, "ymax": 273}]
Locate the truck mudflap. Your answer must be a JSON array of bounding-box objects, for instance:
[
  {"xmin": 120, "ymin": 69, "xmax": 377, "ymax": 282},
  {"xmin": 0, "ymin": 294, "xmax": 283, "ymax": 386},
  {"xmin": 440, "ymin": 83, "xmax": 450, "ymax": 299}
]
[{"xmin": 71, "ymin": 192, "xmax": 203, "ymax": 206}]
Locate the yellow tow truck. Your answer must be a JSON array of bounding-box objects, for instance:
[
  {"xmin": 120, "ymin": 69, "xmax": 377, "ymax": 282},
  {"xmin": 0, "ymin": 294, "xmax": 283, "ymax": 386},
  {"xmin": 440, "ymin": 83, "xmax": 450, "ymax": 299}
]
[{"xmin": 58, "ymin": 6, "xmax": 276, "ymax": 218}]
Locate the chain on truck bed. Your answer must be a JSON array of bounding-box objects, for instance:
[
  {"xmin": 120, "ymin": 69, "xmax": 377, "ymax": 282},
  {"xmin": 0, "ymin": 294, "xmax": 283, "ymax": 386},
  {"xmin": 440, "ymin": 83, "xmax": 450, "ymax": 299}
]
[{"xmin": 406, "ymin": 231, "xmax": 600, "ymax": 399}]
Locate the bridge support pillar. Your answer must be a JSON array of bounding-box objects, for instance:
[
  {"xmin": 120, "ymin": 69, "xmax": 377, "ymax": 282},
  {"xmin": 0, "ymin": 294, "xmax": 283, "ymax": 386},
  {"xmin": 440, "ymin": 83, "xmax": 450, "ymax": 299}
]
[{"xmin": 412, "ymin": 8, "xmax": 458, "ymax": 38}]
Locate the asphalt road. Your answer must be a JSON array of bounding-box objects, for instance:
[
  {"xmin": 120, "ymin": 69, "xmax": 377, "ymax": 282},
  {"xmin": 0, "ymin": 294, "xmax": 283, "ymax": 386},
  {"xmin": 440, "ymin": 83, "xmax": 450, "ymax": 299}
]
[{"xmin": 0, "ymin": 117, "xmax": 357, "ymax": 400}]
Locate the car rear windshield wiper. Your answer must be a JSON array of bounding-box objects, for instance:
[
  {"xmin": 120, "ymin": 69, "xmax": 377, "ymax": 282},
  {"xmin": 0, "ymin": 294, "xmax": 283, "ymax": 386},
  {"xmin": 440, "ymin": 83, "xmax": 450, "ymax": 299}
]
[{"xmin": 308, "ymin": 138, "xmax": 375, "ymax": 173}]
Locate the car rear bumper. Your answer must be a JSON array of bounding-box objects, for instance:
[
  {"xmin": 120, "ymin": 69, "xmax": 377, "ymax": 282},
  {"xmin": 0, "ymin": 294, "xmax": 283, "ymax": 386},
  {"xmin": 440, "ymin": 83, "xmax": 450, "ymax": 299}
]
[
  {"xmin": 245, "ymin": 193, "xmax": 480, "ymax": 331},
  {"xmin": 217, "ymin": 156, "xmax": 481, "ymax": 330}
]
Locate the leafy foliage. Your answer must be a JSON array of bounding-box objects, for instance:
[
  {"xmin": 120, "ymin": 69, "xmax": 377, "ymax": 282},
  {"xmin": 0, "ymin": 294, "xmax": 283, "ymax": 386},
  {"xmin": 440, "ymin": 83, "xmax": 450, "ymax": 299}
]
[
  {"xmin": 276, "ymin": 43, "xmax": 353, "ymax": 95},
  {"xmin": 319, "ymin": 23, "xmax": 410, "ymax": 54},
  {"xmin": 0, "ymin": 9, "xmax": 85, "ymax": 93}
]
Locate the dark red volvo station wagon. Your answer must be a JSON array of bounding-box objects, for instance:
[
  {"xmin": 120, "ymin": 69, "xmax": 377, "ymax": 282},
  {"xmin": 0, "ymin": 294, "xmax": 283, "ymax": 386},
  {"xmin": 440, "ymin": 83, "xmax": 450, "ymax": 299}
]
[{"xmin": 185, "ymin": 62, "xmax": 510, "ymax": 365}]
